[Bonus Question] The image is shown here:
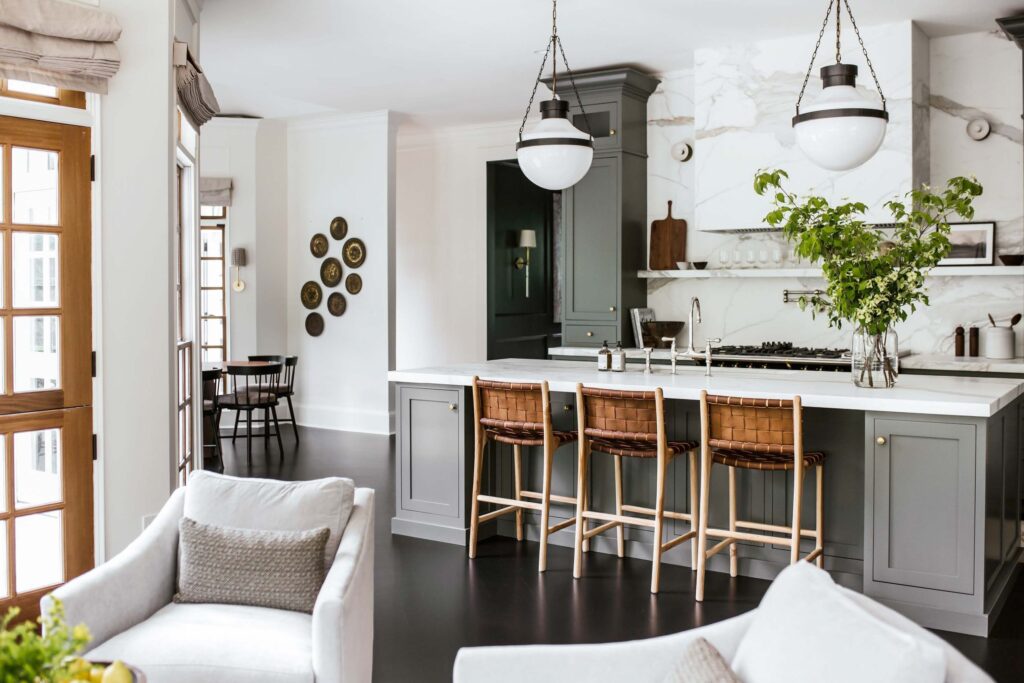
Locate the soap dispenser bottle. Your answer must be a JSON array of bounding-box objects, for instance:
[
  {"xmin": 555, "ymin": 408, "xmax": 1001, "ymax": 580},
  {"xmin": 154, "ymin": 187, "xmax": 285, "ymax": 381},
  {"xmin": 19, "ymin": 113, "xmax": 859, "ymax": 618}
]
[
  {"xmin": 597, "ymin": 341, "xmax": 611, "ymax": 371},
  {"xmin": 611, "ymin": 341, "xmax": 627, "ymax": 372}
]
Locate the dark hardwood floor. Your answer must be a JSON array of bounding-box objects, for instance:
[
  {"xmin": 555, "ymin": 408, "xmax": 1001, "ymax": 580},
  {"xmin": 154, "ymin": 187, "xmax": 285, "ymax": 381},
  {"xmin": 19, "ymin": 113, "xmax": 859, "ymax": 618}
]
[{"xmin": 212, "ymin": 425, "xmax": 1024, "ymax": 683}]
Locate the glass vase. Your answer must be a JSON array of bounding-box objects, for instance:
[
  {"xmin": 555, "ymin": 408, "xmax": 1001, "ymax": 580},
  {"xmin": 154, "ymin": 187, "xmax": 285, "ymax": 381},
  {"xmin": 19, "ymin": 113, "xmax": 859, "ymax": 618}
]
[{"xmin": 851, "ymin": 327, "xmax": 899, "ymax": 388}]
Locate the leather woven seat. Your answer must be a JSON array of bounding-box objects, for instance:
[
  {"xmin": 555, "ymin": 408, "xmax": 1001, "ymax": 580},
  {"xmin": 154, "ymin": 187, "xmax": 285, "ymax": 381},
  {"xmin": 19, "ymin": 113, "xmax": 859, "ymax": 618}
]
[
  {"xmin": 481, "ymin": 418, "xmax": 577, "ymax": 446},
  {"xmin": 711, "ymin": 447, "xmax": 825, "ymax": 471},
  {"xmin": 589, "ymin": 436, "xmax": 698, "ymax": 458}
]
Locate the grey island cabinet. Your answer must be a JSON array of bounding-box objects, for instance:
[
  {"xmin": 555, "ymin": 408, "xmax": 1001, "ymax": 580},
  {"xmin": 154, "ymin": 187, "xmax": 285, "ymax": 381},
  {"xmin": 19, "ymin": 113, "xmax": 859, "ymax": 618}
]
[{"xmin": 388, "ymin": 359, "xmax": 1024, "ymax": 637}]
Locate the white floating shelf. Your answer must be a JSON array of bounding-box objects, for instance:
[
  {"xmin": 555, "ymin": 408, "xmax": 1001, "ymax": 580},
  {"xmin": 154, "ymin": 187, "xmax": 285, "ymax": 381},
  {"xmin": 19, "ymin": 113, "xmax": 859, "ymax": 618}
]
[{"xmin": 639, "ymin": 266, "xmax": 1024, "ymax": 279}]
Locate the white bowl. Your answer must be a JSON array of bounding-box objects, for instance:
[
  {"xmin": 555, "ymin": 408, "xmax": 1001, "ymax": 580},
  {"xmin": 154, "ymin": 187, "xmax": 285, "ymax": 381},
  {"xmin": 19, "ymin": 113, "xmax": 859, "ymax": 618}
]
[{"xmin": 676, "ymin": 261, "xmax": 692, "ymax": 270}]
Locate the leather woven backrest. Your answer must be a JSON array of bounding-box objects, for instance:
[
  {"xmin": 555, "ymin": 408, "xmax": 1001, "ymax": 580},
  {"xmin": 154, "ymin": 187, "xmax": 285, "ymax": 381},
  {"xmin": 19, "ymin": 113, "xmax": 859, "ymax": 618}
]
[
  {"xmin": 477, "ymin": 380, "xmax": 545, "ymax": 429},
  {"xmin": 580, "ymin": 387, "xmax": 658, "ymax": 442},
  {"xmin": 706, "ymin": 394, "xmax": 795, "ymax": 454}
]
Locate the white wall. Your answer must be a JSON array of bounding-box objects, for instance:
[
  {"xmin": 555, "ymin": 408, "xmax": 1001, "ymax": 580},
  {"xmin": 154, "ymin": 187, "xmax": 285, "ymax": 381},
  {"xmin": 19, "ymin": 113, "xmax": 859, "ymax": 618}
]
[
  {"xmin": 287, "ymin": 112, "xmax": 396, "ymax": 434},
  {"xmin": 199, "ymin": 118, "xmax": 288, "ymax": 358},
  {"xmin": 395, "ymin": 121, "xmax": 519, "ymax": 370},
  {"xmin": 97, "ymin": 0, "xmax": 176, "ymax": 556}
]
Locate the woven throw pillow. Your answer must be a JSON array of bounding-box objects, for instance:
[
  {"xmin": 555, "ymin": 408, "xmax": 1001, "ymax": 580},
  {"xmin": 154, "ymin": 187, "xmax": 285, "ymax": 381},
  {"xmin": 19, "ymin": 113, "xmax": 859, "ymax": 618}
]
[
  {"xmin": 175, "ymin": 517, "xmax": 330, "ymax": 613},
  {"xmin": 661, "ymin": 637, "xmax": 741, "ymax": 683}
]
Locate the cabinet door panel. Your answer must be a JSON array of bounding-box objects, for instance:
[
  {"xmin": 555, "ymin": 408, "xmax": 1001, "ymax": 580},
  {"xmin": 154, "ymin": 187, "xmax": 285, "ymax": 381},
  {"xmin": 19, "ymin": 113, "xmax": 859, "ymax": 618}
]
[
  {"xmin": 872, "ymin": 418, "xmax": 975, "ymax": 594},
  {"xmin": 565, "ymin": 157, "xmax": 619, "ymax": 322},
  {"xmin": 401, "ymin": 387, "xmax": 462, "ymax": 517}
]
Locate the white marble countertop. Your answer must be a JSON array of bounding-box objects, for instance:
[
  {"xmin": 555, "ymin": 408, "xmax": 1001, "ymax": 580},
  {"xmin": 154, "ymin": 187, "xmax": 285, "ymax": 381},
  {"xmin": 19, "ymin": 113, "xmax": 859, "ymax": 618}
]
[
  {"xmin": 549, "ymin": 346, "xmax": 1024, "ymax": 376},
  {"xmin": 388, "ymin": 358, "xmax": 1024, "ymax": 418},
  {"xmin": 900, "ymin": 354, "xmax": 1024, "ymax": 375}
]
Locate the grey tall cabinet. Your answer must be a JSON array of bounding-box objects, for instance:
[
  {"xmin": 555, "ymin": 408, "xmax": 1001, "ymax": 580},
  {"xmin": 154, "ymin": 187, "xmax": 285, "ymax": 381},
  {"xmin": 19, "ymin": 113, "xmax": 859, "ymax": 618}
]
[{"xmin": 548, "ymin": 68, "xmax": 660, "ymax": 347}]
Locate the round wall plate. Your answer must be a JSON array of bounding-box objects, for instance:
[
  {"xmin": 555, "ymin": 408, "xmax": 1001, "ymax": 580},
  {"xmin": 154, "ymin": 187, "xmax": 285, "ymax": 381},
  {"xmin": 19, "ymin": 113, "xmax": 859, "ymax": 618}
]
[
  {"xmin": 305, "ymin": 312, "xmax": 324, "ymax": 336},
  {"xmin": 300, "ymin": 280, "xmax": 322, "ymax": 310},
  {"xmin": 310, "ymin": 233, "xmax": 329, "ymax": 258},
  {"xmin": 330, "ymin": 216, "xmax": 348, "ymax": 241},
  {"xmin": 345, "ymin": 273, "xmax": 362, "ymax": 295},
  {"xmin": 232, "ymin": 279, "xmax": 246, "ymax": 292},
  {"xmin": 966, "ymin": 118, "xmax": 991, "ymax": 141},
  {"xmin": 320, "ymin": 257, "xmax": 343, "ymax": 287},
  {"xmin": 672, "ymin": 141, "xmax": 693, "ymax": 162},
  {"xmin": 343, "ymin": 238, "xmax": 366, "ymax": 268},
  {"xmin": 327, "ymin": 292, "xmax": 347, "ymax": 316}
]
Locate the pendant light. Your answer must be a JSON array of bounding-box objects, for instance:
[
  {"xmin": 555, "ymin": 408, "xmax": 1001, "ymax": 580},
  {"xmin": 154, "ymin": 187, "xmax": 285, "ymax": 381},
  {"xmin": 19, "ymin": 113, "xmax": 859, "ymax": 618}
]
[
  {"xmin": 515, "ymin": 0, "xmax": 594, "ymax": 190},
  {"xmin": 792, "ymin": 0, "xmax": 888, "ymax": 171}
]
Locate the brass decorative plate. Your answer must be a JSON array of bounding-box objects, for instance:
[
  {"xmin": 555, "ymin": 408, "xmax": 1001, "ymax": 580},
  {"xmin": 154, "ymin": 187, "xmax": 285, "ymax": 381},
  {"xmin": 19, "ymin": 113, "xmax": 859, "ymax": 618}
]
[
  {"xmin": 342, "ymin": 237, "xmax": 366, "ymax": 268},
  {"xmin": 345, "ymin": 273, "xmax": 362, "ymax": 295},
  {"xmin": 305, "ymin": 312, "xmax": 325, "ymax": 337},
  {"xmin": 300, "ymin": 280, "xmax": 322, "ymax": 310},
  {"xmin": 330, "ymin": 216, "xmax": 348, "ymax": 241},
  {"xmin": 320, "ymin": 257, "xmax": 343, "ymax": 287},
  {"xmin": 327, "ymin": 292, "xmax": 347, "ymax": 317},
  {"xmin": 310, "ymin": 233, "xmax": 329, "ymax": 258}
]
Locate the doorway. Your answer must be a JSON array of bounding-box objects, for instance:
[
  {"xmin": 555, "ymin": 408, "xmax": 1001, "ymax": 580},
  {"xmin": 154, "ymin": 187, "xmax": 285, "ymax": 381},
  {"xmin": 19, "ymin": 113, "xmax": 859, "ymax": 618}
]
[
  {"xmin": 486, "ymin": 160, "xmax": 560, "ymax": 360},
  {"xmin": 0, "ymin": 115, "xmax": 94, "ymax": 621}
]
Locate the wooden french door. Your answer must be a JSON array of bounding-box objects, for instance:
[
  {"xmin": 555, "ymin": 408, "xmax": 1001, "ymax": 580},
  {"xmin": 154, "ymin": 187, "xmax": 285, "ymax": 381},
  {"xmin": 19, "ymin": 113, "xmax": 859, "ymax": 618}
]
[{"xmin": 0, "ymin": 115, "xmax": 92, "ymax": 621}]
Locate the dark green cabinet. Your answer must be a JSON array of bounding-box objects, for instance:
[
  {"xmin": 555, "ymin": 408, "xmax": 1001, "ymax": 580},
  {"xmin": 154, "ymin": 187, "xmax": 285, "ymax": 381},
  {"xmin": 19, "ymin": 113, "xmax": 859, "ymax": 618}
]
[{"xmin": 556, "ymin": 69, "xmax": 659, "ymax": 346}]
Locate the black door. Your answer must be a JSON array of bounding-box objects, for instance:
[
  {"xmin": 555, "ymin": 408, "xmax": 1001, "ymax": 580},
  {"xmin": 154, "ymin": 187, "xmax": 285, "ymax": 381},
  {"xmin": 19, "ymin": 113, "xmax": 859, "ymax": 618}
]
[{"xmin": 486, "ymin": 160, "xmax": 559, "ymax": 360}]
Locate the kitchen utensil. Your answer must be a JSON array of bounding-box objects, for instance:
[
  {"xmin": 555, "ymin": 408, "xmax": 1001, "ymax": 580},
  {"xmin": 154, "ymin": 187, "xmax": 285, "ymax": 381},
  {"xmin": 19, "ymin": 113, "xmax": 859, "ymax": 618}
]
[
  {"xmin": 969, "ymin": 326, "xmax": 979, "ymax": 356},
  {"xmin": 998, "ymin": 254, "xmax": 1024, "ymax": 266},
  {"xmin": 954, "ymin": 326, "xmax": 964, "ymax": 357},
  {"xmin": 988, "ymin": 313, "xmax": 997, "ymax": 327},
  {"xmin": 642, "ymin": 321, "xmax": 685, "ymax": 348},
  {"xmin": 981, "ymin": 327, "xmax": 1014, "ymax": 359},
  {"xmin": 649, "ymin": 201, "xmax": 687, "ymax": 270},
  {"xmin": 1010, "ymin": 313, "xmax": 1022, "ymax": 328}
]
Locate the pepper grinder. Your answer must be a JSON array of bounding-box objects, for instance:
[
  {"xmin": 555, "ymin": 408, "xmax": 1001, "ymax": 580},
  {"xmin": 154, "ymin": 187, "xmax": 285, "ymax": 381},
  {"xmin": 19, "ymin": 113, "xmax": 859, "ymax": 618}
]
[
  {"xmin": 968, "ymin": 326, "xmax": 979, "ymax": 357},
  {"xmin": 954, "ymin": 325, "xmax": 964, "ymax": 357}
]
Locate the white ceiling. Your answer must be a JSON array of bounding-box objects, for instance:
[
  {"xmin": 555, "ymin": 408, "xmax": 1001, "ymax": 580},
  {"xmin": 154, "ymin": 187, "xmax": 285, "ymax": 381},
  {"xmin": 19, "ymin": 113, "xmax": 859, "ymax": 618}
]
[{"xmin": 200, "ymin": 0, "xmax": 1022, "ymax": 124}]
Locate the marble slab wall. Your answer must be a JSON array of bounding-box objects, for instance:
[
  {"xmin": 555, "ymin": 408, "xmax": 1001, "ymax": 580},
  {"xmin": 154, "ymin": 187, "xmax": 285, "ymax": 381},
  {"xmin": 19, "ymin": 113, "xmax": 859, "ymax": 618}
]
[{"xmin": 644, "ymin": 27, "xmax": 1023, "ymax": 357}]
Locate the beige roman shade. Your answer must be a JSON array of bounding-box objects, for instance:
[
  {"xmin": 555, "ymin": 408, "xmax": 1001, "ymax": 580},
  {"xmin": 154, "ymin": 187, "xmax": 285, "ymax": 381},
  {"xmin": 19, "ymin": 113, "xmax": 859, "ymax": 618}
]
[
  {"xmin": 174, "ymin": 42, "xmax": 220, "ymax": 128},
  {"xmin": 0, "ymin": 0, "xmax": 121, "ymax": 94},
  {"xmin": 200, "ymin": 177, "xmax": 233, "ymax": 207}
]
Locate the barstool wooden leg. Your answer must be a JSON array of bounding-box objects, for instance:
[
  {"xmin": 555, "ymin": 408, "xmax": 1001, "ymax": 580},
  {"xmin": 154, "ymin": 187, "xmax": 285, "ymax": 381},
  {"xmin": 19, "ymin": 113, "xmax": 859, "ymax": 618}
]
[
  {"xmin": 468, "ymin": 434, "xmax": 486, "ymax": 559},
  {"xmin": 689, "ymin": 449, "xmax": 699, "ymax": 569},
  {"xmin": 695, "ymin": 449, "xmax": 712, "ymax": 602},
  {"xmin": 650, "ymin": 450, "xmax": 667, "ymax": 594},
  {"xmin": 815, "ymin": 463, "xmax": 824, "ymax": 568},
  {"xmin": 728, "ymin": 466, "xmax": 738, "ymax": 578},
  {"xmin": 581, "ymin": 449, "xmax": 591, "ymax": 554},
  {"xmin": 614, "ymin": 455, "xmax": 625, "ymax": 558},
  {"xmin": 538, "ymin": 441, "xmax": 555, "ymax": 572},
  {"xmin": 572, "ymin": 441, "xmax": 589, "ymax": 579},
  {"xmin": 513, "ymin": 444, "xmax": 524, "ymax": 542},
  {"xmin": 790, "ymin": 465, "xmax": 805, "ymax": 565}
]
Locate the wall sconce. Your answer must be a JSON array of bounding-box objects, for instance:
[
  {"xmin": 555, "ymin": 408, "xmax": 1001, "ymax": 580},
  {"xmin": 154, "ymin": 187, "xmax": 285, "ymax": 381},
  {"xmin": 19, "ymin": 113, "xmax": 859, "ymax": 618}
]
[
  {"xmin": 231, "ymin": 247, "xmax": 247, "ymax": 292},
  {"xmin": 514, "ymin": 229, "xmax": 537, "ymax": 298}
]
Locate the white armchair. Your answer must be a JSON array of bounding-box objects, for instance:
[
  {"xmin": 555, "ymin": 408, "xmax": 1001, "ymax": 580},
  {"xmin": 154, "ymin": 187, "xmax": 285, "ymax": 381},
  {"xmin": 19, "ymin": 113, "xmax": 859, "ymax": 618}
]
[{"xmin": 43, "ymin": 477, "xmax": 375, "ymax": 683}]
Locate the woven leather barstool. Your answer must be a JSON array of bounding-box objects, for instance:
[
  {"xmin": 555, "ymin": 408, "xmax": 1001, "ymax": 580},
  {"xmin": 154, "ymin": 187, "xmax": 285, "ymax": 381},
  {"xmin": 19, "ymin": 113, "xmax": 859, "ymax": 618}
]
[
  {"xmin": 573, "ymin": 385, "xmax": 700, "ymax": 594},
  {"xmin": 695, "ymin": 390, "xmax": 825, "ymax": 601},
  {"xmin": 468, "ymin": 377, "xmax": 579, "ymax": 572}
]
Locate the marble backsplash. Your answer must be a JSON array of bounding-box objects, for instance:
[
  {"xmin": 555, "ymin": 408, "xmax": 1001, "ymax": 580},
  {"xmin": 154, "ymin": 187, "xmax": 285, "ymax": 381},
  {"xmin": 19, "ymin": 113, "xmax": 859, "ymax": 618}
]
[{"xmin": 643, "ymin": 27, "xmax": 1023, "ymax": 357}]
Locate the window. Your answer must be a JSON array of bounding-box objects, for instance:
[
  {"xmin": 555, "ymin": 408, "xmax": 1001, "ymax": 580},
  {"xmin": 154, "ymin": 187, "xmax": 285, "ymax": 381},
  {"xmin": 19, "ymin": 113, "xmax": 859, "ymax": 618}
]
[
  {"xmin": 199, "ymin": 209, "xmax": 228, "ymax": 363},
  {"xmin": 0, "ymin": 79, "xmax": 85, "ymax": 108}
]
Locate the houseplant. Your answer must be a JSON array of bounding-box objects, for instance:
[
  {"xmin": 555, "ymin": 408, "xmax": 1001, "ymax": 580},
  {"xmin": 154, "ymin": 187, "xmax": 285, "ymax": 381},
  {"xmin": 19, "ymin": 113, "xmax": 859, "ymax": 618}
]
[
  {"xmin": 0, "ymin": 598, "xmax": 91, "ymax": 682},
  {"xmin": 753, "ymin": 169, "xmax": 982, "ymax": 388}
]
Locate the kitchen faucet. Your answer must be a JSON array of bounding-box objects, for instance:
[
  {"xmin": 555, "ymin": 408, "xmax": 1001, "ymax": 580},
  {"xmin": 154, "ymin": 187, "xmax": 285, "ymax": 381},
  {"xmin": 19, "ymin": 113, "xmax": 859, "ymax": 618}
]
[{"xmin": 688, "ymin": 296, "xmax": 704, "ymax": 356}]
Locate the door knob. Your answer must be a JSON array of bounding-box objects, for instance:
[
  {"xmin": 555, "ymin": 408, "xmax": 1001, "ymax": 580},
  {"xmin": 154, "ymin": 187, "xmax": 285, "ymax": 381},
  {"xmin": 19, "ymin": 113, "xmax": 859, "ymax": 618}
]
[{"xmin": 876, "ymin": 436, "xmax": 887, "ymax": 445}]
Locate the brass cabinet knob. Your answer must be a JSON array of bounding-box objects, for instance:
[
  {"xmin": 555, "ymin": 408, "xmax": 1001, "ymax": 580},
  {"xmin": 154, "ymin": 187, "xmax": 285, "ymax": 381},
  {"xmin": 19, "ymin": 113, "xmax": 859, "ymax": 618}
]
[
  {"xmin": 609, "ymin": 128, "xmax": 617, "ymax": 136},
  {"xmin": 609, "ymin": 306, "xmax": 616, "ymax": 312},
  {"xmin": 586, "ymin": 331, "xmax": 593, "ymax": 337},
  {"xmin": 876, "ymin": 436, "xmax": 887, "ymax": 446},
  {"xmin": 562, "ymin": 404, "xmax": 573, "ymax": 411},
  {"xmin": 448, "ymin": 403, "xmax": 456, "ymax": 412}
]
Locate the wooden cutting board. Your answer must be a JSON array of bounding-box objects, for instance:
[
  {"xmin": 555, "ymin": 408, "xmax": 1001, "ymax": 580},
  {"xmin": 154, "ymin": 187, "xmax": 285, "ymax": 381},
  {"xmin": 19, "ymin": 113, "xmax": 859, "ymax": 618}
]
[{"xmin": 649, "ymin": 201, "xmax": 686, "ymax": 270}]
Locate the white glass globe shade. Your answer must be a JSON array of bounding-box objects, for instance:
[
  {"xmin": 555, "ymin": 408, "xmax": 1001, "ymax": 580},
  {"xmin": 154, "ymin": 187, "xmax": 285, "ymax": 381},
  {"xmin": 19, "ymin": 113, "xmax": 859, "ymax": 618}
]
[
  {"xmin": 794, "ymin": 84, "xmax": 887, "ymax": 171},
  {"xmin": 516, "ymin": 116, "xmax": 593, "ymax": 191}
]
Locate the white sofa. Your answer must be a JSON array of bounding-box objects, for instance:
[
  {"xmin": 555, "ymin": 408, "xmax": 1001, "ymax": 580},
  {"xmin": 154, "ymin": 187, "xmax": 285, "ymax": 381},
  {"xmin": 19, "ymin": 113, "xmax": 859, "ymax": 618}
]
[
  {"xmin": 453, "ymin": 563, "xmax": 993, "ymax": 683},
  {"xmin": 43, "ymin": 474, "xmax": 375, "ymax": 683}
]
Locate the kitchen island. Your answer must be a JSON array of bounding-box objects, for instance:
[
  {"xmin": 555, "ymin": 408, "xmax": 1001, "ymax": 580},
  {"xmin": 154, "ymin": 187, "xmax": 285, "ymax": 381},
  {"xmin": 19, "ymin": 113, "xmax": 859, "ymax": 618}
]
[{"xmin": 388, "ymin": 359, "xmax": 1023, "ymax": 636}]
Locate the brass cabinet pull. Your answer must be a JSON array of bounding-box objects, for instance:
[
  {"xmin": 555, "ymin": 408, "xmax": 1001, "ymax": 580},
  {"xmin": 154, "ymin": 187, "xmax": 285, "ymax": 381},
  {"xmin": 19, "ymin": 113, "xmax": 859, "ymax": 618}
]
[
  {"xmin": 609, "ymin": 128, "xmax": 617, "ymax": 136},
  {"xmin": 609, "ymin": 306, "xmax": 616, "ymax": 312},
  {"xmin": 586, "ymin": 331, "xmax": 593, "ymax": 337},
  {"xmin": 448, "ymin": 403, "xmax": 457, "ymax": 412},
  {"xmin": 876, "ymin": 436, "xmax": 887, "ymax": 445},
  {"xmin": 562, "ymin": 404, "xmax": 573, "ymax": 411}
]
